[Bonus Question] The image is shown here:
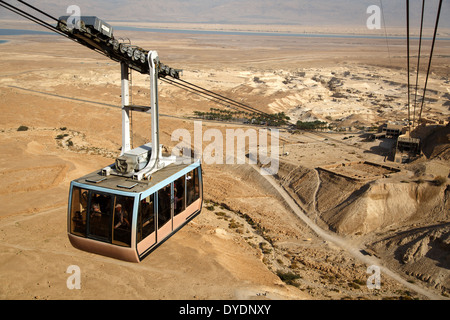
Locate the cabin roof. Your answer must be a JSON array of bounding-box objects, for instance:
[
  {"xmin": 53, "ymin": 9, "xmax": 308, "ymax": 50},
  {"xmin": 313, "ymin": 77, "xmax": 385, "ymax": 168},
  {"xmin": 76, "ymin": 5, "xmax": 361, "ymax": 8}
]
[{"xmin": 73, "ymin": 162, "xmax": 197, "ymax": 194}]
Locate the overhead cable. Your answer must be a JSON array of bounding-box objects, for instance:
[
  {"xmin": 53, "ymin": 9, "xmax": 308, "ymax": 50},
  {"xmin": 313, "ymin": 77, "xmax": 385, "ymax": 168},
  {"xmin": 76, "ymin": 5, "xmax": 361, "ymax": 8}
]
[
  {"xmin": 406, "ymin": 0, "xmax": 411, "ymax": 132},
  {"xmin": 163, "ymin": 77, "xmax": 271, "ymax": 117},
  {"xmin": 16, "ymin": 0, "xmax": 59, "ymax": 22},
  {"xmin": 176, "ymin": 78, "xmax": 270, "ymax": 116},
  {"xmin": 418, "ymin": 0, "xmax": 443, "ymax": 123},
  {"xmin": 4, "ymin": 0, "xmax": 273, "ymax": 118},
  {"xmin": 0, "ymin": 0, "xmax": 64, "ymax": 37},
  {"xmin": 412, "ymin": 0, "xmax": 426, "ymax": 128}
]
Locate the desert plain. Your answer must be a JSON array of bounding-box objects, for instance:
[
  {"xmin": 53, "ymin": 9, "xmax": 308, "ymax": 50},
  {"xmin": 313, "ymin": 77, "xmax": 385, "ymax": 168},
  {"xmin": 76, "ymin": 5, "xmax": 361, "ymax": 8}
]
[{"xmin": 0, "ymin": 20, "xmax": 449, "ymax": 300}]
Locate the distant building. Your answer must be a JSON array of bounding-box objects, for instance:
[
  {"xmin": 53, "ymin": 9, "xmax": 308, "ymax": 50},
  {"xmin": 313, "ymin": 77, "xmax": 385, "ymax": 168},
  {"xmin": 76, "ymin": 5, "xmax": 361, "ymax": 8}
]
[
  {"xmin": 397, "ymin": 136, "xmax": 421, "ymax": 154},
  {"xmin": 394, "ymin": 134, "xmax": 421, "ymax": 163},
  {"xmin": 383, "ymin": 124, "xmax": 404, "ymax": 138}
]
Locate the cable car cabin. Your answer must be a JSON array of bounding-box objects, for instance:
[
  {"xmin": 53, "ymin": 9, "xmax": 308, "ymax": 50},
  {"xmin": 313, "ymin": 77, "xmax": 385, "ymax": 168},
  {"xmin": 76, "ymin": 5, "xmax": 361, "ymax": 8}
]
[
  {"xmin": 66, "ymin": 49, "xmax": 196, "ymax": 263},
  {"xmin": 68, "ymin": 161, "xmax": 202, "ymax": 262}
]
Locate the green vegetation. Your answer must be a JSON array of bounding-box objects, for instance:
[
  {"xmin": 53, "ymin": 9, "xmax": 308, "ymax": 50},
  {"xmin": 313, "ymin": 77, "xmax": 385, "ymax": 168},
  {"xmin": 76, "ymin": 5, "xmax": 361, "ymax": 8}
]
[
  {"xmin": 348, "ymin": 281, "xmax": 360, "ymax": 290},
  {"xmin": 214, "ymin": 211, "xmax": 228, "ymax": 217},
  {"xmin": 56, "ymin": 133, "xmax": 69, "ymax": 140},
  {"xmin": 276, "ymin": 270, "xmax": 301, "ymax": 286},
  {"xmin": 17, "ymin": 125, "xmax": 29, "ymax": 132},
  {"xmin": 259, "ymin": 242, "xmax": 272, "ymax": 254},
  {"xmin": 295, "ymin": 120, "xmax": 328, "ymax": 131},
  {"xmin": 228, "ymin": 219, "xmax": 244, "ymax": 233},
  {"xmin": 193, "ymin": 108, "xmax": 291, "ymax": 127},
  {"xmin": 432, "ymin": 176, "xmax": 447, "ymax": 186}
]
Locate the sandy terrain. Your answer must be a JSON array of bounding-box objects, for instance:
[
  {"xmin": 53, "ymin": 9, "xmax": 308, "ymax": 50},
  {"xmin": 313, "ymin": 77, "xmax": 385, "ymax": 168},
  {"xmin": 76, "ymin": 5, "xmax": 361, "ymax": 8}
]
[{"xmin": 0, "ymin": 23, "xmax": 449, "ymax": 300}]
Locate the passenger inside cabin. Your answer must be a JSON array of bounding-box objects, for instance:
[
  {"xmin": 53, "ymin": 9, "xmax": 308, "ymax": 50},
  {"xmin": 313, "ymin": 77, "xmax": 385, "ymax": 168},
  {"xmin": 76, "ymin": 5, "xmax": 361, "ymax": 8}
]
[
  {"xmin": 81, "ymin": 191, "xmax": 88, "ymax": 208},
  {"xmin": 194, "ymin": 185, "xmax": 199, "ymax": 200},
  {"xmin": 187, "ymin": 188, "xmax": 194, "ymax": 205},
  {"xmin": 114, "ymin": 203, "xmax": 130, "ymax": 229},
  {"xmin": 158, "ymin": 185, "xmax": 171, "ymax": 225},
  {"xmin": 91, "ymin": 203, "xmax": 102, "ymax": 217},
  {"xmin": 175, "ymin": 179, "xmax": 185, "ymax": 214},
  {"xmin": 160, "ymin": 186, "xmax": 170, "ymax": 210}
]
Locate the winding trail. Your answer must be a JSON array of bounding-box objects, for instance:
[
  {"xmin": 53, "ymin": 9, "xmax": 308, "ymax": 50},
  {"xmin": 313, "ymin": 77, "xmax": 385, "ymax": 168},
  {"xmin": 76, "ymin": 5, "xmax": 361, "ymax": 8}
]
[
  {"xmin": 253, "ymin": 164, "xmax": 444, "ymax": 300},
  {"xmin": 312, "ymin": 168, "xmax": 321, "ymax": 224}
]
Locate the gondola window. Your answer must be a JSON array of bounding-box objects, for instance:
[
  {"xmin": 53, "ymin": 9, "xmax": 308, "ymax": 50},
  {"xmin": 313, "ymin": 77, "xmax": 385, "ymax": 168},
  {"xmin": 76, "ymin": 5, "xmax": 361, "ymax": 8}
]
[
  {"xmin": 70, "ymin": 187, "xmax": 134, "ymax": 247},
  {"xmin": 158, "ymin": 184, "xmax": 172, "ymax": 229},
  {"xmin": 70, "ymin": 187, "xmax": 88, "ymax": 236},
  {"xmin": 137, "ymin": 194, "xmax": 155, "ymax": 242},
  {"xmin": 174, "ymin": 175, "xmax": 186, "ymax": 216},
  {"xmin": 186, "ymin": 168, "xmax": 200, "ymax": 207}
]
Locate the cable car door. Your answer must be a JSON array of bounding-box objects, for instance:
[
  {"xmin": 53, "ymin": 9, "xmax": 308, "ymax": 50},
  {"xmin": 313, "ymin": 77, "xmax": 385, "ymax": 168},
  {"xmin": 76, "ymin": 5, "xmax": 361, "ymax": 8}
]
[
  {"xmin": 137, "ymin": 193, "xmax": 156, "ymax": 256},
  {"xmin": 157, "ymin": 182, "xmax": 173, "ymax": 241}
]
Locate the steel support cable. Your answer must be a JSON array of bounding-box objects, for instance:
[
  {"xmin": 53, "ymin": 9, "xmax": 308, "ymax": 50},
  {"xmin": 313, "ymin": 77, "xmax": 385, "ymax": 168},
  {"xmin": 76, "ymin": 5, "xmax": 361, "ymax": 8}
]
[
  {"xmin": 160, "ymin": 78, "xmax": 237, "ymax": 110},
  {"xmin": 180, "ymin": 78, "xmax": 270, "ymax": 116},
  {"xmin": 0, "ymin": 0, "xmax": 99, "ymax": 55},
  {"xmin": 0, "ymin": 1, "xmax": 114, "ymax": 61},
  {"xmin": 379, "ymin": 0, "xmax": 392, "ymax": 64},
  {"xmin": 406, "ymin": 0, "xmax": 411, "ymax": 132},
  {"xmin": 15, "ymin": 0, "xmax": 59, "ymax": 22},
  {"xmin": 418, "ymin": 0, "xmax": 443, "ymax": 123},
  {"xmin": 182, "ymin": 81, "xmax": 269, "ymax": 117},
  {"xmin": 165, "ymin": 77, "xmax": 271, "ymax": 117},
  {"xmin": 0, "ymin": 0, "xmax": 64, "ymax": 37},
  {"xmin": 413, "ymin": 0, "xmax": 426, "ymax": 128},
  {"xmin": 172, "ymin": 79, "xmax": 264, "ymax": 115},
  {"xmin": 176, "ymin": 78, "xmax": 271, "ymax": 116},
  {"xmin": 161, "ymin": 77, "xmax": 233, "ymax": 107},
  {"xmin": 162, "ymin": 77, "xmax": 263, "ymax": 115}
]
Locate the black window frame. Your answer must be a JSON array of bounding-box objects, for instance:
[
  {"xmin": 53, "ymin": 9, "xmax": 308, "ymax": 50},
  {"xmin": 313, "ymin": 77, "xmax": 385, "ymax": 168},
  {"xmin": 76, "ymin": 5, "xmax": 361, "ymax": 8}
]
[
  {"xmin": 157, "ymin": 183, "xmax": 172, "ymax": 230},
  {"xmin": 137, "ymin": 193, "xmax": 156, "ymax": 243},
  {"xmin": 88, "ymin": 191, "xmax": 113, "ymax": 242},
  {"xmin": 186, "ymin": 167, "xmax": 200, "ymax": 207},
  {"xmin": 69, "ymin": 186, "xmax": 135, "ymax": 248},
  {"xmin": 70, "ymin": 187, "xmax": 89, "ymax": 237},
  {"xmin": 174, "ymin": 175, "xmax": 186, "ymax": 217}
]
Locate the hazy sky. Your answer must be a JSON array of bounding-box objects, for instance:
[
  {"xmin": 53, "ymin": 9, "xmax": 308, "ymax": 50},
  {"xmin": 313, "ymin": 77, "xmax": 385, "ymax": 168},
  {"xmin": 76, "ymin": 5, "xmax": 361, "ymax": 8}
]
[{"xmin": 1, "ymin": 0, "xmax": 449, "ymax": 28}]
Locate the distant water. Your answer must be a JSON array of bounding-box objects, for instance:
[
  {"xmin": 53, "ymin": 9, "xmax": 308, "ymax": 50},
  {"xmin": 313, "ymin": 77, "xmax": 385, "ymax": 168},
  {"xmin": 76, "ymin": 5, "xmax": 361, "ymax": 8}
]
[
  {"xmin": 115, "ymin": 25, "xmax": 450, "ymax": 41},
  {"xmin": 0, "ymin": 29, "xmax": 56, "ymax": 45},
  {"xmin": 0, "ymin": 27, "xmax": 448, "ymax": 42},
  {"xmin": 0, "ymin": 29, "xmax": 55, "ymax": 36},
  {"xmin": 115, "ymin": 25, "xmax": 390, "ymax": 39}
]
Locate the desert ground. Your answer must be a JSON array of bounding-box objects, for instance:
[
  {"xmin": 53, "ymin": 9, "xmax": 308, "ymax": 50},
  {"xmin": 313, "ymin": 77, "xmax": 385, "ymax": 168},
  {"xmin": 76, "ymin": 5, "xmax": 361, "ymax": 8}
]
[{"xmin": 0, "ymin": 20, "xmax": 449, "ymax": 300}]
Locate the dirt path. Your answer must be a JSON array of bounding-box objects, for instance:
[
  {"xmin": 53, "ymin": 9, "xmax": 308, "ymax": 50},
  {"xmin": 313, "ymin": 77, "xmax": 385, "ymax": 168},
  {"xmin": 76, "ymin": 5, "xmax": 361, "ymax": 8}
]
[
  {"xmin": 253, "ymin": 164, "xmax": 445, "ymax": 300},
  {"xmin": 312, "ymin": 168, "xmax": 321, "ymax": 224}
]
